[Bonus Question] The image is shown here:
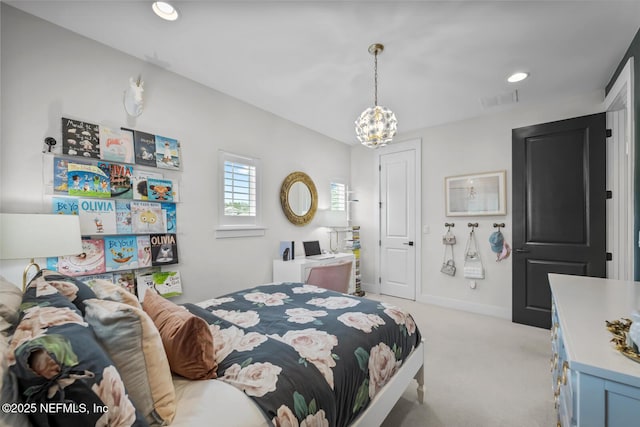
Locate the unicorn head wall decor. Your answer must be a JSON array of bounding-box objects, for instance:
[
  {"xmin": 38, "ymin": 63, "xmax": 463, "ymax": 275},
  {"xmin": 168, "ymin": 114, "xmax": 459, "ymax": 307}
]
[{"xmin": 123, "ymin": 76, "xmax": 144, "ymax": 117}]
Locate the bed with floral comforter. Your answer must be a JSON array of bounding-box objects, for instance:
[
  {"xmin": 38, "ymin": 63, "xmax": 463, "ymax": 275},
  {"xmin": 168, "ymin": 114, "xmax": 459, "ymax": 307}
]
[{"xmin": 183, "ymin": 282, "xmax": 422, "ymax": 427}]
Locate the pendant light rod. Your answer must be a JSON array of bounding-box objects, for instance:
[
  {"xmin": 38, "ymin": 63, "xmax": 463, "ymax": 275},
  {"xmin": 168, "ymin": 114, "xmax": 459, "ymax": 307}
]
[{"xmin": 368, "ymin": 43, "xmax": 384, "ymax": 106}]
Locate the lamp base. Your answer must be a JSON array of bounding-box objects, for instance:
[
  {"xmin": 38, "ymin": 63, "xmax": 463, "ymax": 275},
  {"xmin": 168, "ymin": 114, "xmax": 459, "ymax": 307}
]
[{"xmin": 22, "ymin": 258, "xmax": 41, "ymax": 292}]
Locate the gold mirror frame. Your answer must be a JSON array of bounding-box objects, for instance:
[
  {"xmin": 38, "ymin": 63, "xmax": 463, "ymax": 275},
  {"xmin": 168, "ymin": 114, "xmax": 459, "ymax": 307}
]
[{"xmin": 280, "ymin": 171, "xmax": 318, "ymax": 226}]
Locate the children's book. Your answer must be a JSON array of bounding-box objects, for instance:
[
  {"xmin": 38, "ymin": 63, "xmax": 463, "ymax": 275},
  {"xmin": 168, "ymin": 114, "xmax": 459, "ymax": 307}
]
[
  {"xmin": 78, "ymin": 198, "xmax": 117, "ymax": 235},
  {"xmin": 113, "ymin": 270, "xmax": 137, "ymax": 295},
  {"xmin": 154, "ymin": 135, "xmax": 180, "ymax": 170},
  {"xmin": 99, "ymin": 126, "xmax": 135, "ymax": 163},
  {"xmin": 134, "ymin": 130, "xmax": 157, "ymax": 167},
  {"xmin": 132, "ymin": 170, "xmax": 164, "ymax": 200},
  {"xmin": 115, "ymin": 200, "xmax": 132, "ymax": 234},
  {"xmin": 99, "ymin": 162, "xmax": 133, "ymax": 199},
  {"xmin": 62, "ymin": 117, "xmax": 100, "ymax": 159},
  {"xmin": 136, "ymin": 235, "xmax": 152, "ymax": 268},
  {"xmin": 150, "ymin": 233, "xmax": 178, "ymax": 266},
  {"xmin": 131, "ymin": 201, "xmax": 165, "ymax": 233},
  {"xmin": 161, "ymin": 203, "xmax": 177, "ymax": 234},
  {"xmin": 147, "ymin": 178, "xmax": 174, "ymax": 202},
  {"xmin": 57, "ymin": 238, "xmax": 106, "ymax": 277},
  {"xmin": 137, "ymin": 270, "xmax": 182, "ymax": 302},
  {"xmin": 53, "ymin": 157, "xmax": 75, "ymax": 193},
  {"xmin": 52, "ymin": 197, "xmax": 79, "ymax": 215},
  {"xmin": 104, "ymin": 235, "xmax": 138, "ymax": 271},
  {"xmin": 67, "ymin": 163, "xmax": 111, "ymax": 198}
]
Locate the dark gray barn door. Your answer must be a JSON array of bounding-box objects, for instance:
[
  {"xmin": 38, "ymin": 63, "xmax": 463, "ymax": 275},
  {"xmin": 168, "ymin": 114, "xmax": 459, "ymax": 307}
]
[{"xmin": 512, "ymin": 113, "xmax": 607, "ymax": 329}]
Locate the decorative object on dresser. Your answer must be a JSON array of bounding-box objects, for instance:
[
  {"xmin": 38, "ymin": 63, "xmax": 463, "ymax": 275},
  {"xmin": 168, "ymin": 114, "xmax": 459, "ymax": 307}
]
[
  {"xmin": 0, "ymin": 213, "xmax": 83, "ymax": 290},
  {"xmin": 355, "ymin": 43, "xmax": 398, "ymax": 148}
]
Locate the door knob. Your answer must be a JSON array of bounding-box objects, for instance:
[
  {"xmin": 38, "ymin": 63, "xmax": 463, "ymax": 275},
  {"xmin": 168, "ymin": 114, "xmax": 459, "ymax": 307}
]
[{"xmin": 403, "ymin": 241, "xmax": 414, "ymax": 246}]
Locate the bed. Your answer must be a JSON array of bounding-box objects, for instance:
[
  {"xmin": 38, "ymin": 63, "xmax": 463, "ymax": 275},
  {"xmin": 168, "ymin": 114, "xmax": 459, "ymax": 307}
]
[
  {"xmin": 177, "ymin": 282, "xmax": 425, "ymax": 427},
  {"xmin": 1, "ymin": 272, "xmax": 424, "ymax": 427}
]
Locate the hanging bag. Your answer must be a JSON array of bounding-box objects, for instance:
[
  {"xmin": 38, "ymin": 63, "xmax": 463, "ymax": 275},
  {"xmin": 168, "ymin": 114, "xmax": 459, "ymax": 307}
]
[
  {"xmin": 440, "ymin": 241, "xmax": 456, "ymax": 276},
  {"xmin": 463, "ymin": 229, "xmax": 485, "ymax": 279}
]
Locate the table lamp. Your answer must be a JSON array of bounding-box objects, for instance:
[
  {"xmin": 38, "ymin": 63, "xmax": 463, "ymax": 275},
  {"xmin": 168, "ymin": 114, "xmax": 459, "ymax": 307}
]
[{"xmin": 0, "ymin": 213, "xmax": 83, "ymax": 291}]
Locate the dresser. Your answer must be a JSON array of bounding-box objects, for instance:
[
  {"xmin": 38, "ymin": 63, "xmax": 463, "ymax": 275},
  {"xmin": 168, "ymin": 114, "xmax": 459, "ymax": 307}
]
[
  {"xmin": 549, "ymin": 273, "xmax": 640, "ymax": 427},
  {"xmin": 273, "ymin": 252, "xmax": 356, "ymax": 293}
]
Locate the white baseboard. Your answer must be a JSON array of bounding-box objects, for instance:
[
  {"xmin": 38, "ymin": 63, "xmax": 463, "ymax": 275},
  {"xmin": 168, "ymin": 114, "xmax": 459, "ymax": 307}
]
[
  {"xmin": 362, "ymin": 282, "xmax": 380, "ymax": 294},
  {"xmin": 417, "ymin": 294, "xmax": 511, "ymax": 320}
]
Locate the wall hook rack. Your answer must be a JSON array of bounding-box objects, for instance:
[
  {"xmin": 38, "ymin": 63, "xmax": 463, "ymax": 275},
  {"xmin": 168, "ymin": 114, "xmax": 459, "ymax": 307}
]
[
  {"xmin": 445, "ymin": 222, "xmax": 455, "ymax": 231},
  {"xmin": 493, "ymin": 223, "xmax": 505, "ymax": 231},
  {"xmin": 468, "ymin": 222, "xmax": 479, "ymax": 231}
]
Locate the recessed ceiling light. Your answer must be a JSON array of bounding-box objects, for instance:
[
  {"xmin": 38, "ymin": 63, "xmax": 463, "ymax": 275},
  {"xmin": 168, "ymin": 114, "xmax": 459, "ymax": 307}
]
[
  {"xmin": 152, "ymin": 2, "xmax": 179, "ymax": 21},
  {"xmin": 507, "ymin": 72, "xmax": 529, "ymax": 83}
]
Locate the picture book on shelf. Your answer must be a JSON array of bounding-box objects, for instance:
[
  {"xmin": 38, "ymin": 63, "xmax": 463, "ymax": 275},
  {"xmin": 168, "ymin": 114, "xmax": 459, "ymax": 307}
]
[
  {"xmin": 78, "ymin": 198, "xmax": 117, "ymax": 235},
  {"xmin": 104, "ymin": 235, "xmax": 138, "ymax": 271},
  {"xmin": 150, "ymin": 233, "xmax": 178, "ymax": 266},
  {"xmin": 132, "ymin": 170, "xmax": 164, "ymax": 200},
  {"xmin": 161, "ymin": 203, "xmax": 177, "ymax": 233},
  {"xmin": 113, "ymin": 270, "xmax": 136, "ymax": 295},
  {"xmin": 67, "ymin": 162, "xmax": 111, "ymax": 198},
  {"xmin": 115, "ymin": 200, "xmax": 132, "ymax": 234},
  {"xmin": 147, "ymin": 178, "xmax": 174, "ymax": 202},
  {"xmin": 99, "ymin": 162, "xmax": 133, "ymax": 199},
  {"xmin": 134, "ymin": 130, "xmax": 156, "ymax": 167},
  {"xmin": 99, "ymin": 125, "xmax": 135, "ymax": 163},
  {"xmin": 57, "ymin": 238, "xmax": 106, "ymax": 277},
  {"xmin": 53, "ymin": 157, "xmax": 85, "ymax": 193},
  {"xmin": 52, "ymin": 197, "xmax": 79, "ymax": 215},
  {"xmin": 137, "ymin": 270, "xmax": 182, "ymax": 302},
  {"xmin": 131, "ymin": 201, "xmax": 164, "ymax": 233},
  {"xmin": 136, "ymin": 235, "xmax": 152, "ymax": 268},
  {"xmin": 154, "ymin": 135, "xmax": 180, "ymax": 170},
  {"xmin": 62, "ymin": 117, "xmax": 100, "ymax": 159}
]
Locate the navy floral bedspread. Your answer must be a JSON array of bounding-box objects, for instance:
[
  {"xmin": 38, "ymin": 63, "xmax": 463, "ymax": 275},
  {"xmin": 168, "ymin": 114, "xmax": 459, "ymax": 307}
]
[{"xmin": 183, "ymin": 282, "xmax": 422, "ymax": 427}]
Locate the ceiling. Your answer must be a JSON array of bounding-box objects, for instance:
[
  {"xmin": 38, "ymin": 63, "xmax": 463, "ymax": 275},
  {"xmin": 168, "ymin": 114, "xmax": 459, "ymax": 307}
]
[{"xmin": 6, "ymin": 0, "xmax": 640, "ymax": 144}]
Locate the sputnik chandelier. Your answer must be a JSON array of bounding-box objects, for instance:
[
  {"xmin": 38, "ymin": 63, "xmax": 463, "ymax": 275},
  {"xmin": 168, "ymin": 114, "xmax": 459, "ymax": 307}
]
[{"xmin": 354, "ymin": 43, "xmax": 398, "ymax": 148}]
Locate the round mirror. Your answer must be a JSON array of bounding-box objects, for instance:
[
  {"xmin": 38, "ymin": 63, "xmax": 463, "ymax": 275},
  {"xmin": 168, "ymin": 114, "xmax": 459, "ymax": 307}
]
[{"xmin": 280, "ymin": 171, "xmax": 317, "ymax": 226}]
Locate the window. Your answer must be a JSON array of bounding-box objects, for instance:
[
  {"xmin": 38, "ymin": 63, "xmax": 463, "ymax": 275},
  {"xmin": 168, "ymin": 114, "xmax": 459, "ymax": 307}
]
[
  {"xmin": 217, "ymin": 151, "xmax": 264, "ymax": 238},
  {"xmin": 330, "ymin": 182, "xmax": 346, "ymax": 211}
]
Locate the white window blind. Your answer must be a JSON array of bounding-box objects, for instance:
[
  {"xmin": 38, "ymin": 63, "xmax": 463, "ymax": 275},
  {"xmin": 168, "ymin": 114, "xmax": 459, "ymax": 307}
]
[
  {"xmin": 224, "ymin": 160, "xmax": 256, "ymax": 216},
  {"xmin": 217, "ymin": 151, "xmax": 263, "ymax": 237}
]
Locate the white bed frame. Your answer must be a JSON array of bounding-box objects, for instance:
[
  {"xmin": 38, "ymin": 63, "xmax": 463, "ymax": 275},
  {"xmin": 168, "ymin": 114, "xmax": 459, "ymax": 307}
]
[{"xmin": 351, "ymin": 340, "xmax": 425, "ymax": 426}]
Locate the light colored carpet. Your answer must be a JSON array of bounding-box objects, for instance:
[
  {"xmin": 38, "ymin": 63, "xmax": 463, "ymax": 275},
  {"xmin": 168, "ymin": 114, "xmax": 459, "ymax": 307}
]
[{"xmin": 365, "ymin": 293, "xmax": 557, "ymax": 427}]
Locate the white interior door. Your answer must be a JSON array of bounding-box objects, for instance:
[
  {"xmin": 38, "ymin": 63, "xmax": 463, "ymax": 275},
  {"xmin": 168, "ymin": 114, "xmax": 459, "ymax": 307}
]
[{"xmin": 378, "ymin": 142, "xmax": 419, "ymax": 300}]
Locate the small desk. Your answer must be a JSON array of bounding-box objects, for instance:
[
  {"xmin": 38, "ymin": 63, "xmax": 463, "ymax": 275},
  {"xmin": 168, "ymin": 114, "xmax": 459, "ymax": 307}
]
[{"xmin": 273, "ymin": 252, "xmax": 356, "ymax": 293}]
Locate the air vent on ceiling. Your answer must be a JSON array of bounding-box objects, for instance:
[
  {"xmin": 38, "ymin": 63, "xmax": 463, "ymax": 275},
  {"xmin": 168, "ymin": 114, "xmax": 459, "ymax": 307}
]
[{"xmin": 480, "ymin": 90, "xmax": 519, "ymax": 109}]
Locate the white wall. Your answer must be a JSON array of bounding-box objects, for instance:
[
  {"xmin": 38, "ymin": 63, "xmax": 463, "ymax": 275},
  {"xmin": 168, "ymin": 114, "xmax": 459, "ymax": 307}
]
[
  {"xmin": 351, "ymin": 91, "xmax": 604, "ymax": 318},
  {"xmin": 0, "ymin": 5, "xmax": 350, "ymax": 301}
]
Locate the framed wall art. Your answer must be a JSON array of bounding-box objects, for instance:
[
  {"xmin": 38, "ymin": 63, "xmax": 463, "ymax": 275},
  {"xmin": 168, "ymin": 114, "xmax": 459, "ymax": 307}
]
[{"xmin": 445, "ymin": 170, "xmax": 506, "ymax": 216}]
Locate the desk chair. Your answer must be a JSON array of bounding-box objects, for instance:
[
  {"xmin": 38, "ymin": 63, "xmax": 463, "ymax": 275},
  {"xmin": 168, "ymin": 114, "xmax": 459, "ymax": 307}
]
[{"xmin": 305, "ymin": 261, "xmax": 353, "ymax": 293}]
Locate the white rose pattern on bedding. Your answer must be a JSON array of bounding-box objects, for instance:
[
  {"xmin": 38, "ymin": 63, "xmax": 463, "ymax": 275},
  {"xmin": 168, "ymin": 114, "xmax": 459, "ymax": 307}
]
[
  {"xmin": 211, "ymin": 308, "xmax": 260, "ymax": 327},
  {"xmin": 244, "ymin": 291, "xmax": 290, "ymax": 307},
  {"xmin": 285, "ymin": 308, "xmax": 328, "ymax": 325},
  {"xmin": 306, "ymin": 296, "xmax": 360, "ymax": 310},
  {"xmin": 194, "ymin": 296, "xmax": 235, "ymax": 308},
  {"xmin": 210, "ymin": 324, "xmax": 268, "ymax": 364},
  {"xmin": 337, "ymin": 312, "xmax": 385, "ymax": 333},
  {"xmin": 291, "ymin": 284, "xmax": 328, "ymax": 294},
  {"xmin": 221, "ymin": 361, "xmax": 283, "ymax": 397},
  {"xmin": 270, "ymin": 328, "xmax": 339, "ymax": 389}
]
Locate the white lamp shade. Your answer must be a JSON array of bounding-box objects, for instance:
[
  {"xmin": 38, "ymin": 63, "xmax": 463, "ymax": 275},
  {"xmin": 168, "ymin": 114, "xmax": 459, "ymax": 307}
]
[{"xmin": 0, "ymin": 213, "xmax": 83, "ymax": 260}]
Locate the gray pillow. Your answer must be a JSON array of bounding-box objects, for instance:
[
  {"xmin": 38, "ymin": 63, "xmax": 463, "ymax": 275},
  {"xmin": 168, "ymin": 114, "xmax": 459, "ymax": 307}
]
[{"xmin": 0, "ymin": 276, "xmax": 22, "ymax": 334}]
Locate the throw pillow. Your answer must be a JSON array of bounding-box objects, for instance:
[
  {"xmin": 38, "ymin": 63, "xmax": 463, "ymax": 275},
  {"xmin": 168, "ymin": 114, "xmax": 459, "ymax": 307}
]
[
  {"xmin": 88, "ymin": 279, "xmax": 141, "ymax": 309},
  {"xmin": 8, "ymin": 275, "xmax": 147, "ymax": 426},
  {"xmin": 0, "ymin": 275, "xmax": 22, "ymax": 335},
  {"xmin": 142, "ymin": 290, "xmax": 217, "ymax": 380},
  {"xmin": 85, "ymin": 298, "xmax": 176, "ymax": 425},
  {"xmin": 34, "ymin": 269, "xmax": 98, "ymax": 315}
]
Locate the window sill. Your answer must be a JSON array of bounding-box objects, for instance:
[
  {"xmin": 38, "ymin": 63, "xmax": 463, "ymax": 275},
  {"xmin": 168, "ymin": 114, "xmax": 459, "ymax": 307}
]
[{"xmin": 215, "ymin": 226, "xmax": 266, "ymax": 239}]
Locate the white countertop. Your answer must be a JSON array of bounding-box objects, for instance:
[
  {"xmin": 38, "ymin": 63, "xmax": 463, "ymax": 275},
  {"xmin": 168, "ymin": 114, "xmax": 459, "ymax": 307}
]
[{"xmin": 549, "ymin": 273, "xmax": 640, "ymax": 387}]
